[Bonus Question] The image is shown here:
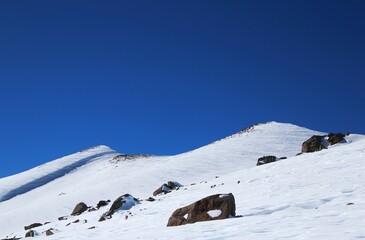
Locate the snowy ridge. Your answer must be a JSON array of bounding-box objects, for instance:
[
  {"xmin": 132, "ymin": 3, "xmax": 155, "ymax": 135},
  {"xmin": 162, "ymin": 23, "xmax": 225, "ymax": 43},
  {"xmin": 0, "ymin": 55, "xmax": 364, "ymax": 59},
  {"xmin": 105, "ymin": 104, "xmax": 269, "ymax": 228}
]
[
  {"xmin": 0, "ymin": 145, "xmax": 117, "ymax": 202},
  {"xmin": 1, "ymin": 122, "xmax": 364, "ymax": 239}
]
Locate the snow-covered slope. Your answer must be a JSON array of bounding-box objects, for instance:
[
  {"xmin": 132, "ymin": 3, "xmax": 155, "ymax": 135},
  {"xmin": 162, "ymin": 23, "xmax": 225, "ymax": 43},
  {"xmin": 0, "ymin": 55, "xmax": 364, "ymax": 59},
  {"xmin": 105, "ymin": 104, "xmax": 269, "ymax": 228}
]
[{"xmin": 1, "ymin": 122, "xmax": 364, "ymax": 239}]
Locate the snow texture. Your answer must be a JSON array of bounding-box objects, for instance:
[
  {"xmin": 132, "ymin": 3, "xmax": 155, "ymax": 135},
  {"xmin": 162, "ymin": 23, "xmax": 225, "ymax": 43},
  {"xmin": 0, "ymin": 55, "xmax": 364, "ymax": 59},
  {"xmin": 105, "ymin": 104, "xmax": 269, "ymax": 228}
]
[{"xmin": 0, "ymin": 122, "xmax": 364, "ymax": 239}]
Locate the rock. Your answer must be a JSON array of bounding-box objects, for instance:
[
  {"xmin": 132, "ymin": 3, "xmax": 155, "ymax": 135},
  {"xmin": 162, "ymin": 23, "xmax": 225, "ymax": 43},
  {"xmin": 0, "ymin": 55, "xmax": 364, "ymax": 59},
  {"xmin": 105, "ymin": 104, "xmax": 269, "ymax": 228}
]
[
  {"xmin": 167, "ymin": 193, "xmax": 236, "ymax": 227},
  {"xmin": 257, "ymin": 156, "xmax": 277, "ymax": 166},
  {"xmin": 25, "ymin": 230, "xmax": 36, "ymax": 237},
  {"xmin": 58, "ymin": 216, "xmax": 67, "ymax": 221},
  {"xmin": 24, "ymin": 223, "xmax": 42, "ymax": 230},
  {"xmin": 99, "ymin": 194, "xmax": 139, "ymax": 221},
  {"xmin": 302, "ymin": 135, "xmax": 326, "ymax": 153},
  {"xmin": 88, "ymin": 226, "xmax": 96, "ymax": 229},
  {"xmin": 88, "ymin": 207, "xmax": 97, "ymax": 212},
  {"xmin": 45, "ymin": 229, "xmax": 54, "ymax": 236},
  {"xmin": 71, "ymin": 202, "xmax": 88, "ymax": 216},
  {"xmin": 73, "ymin": 219, "xmax": 80, "ymax": 223},
  {"xmin": 146, "ymin": 197, "xmax": 155, "ymax": 202},
  {"xmin": 96, "ymin": 200, "xmax": 110, "ymax": 209},
  {"xmin": 328, "ymin": 133, "xmax": 346, "ymax": 145},
  {"xmin": 153, "ymin": 181, "xmax": 182, "ymax": 196},
  {"xmin": 347, "ymin": 202, "xmax": 354, "ymax": 205},
  {"xmin": 279, "ymin": 157, "xmax": 287, "ymax": 160}
]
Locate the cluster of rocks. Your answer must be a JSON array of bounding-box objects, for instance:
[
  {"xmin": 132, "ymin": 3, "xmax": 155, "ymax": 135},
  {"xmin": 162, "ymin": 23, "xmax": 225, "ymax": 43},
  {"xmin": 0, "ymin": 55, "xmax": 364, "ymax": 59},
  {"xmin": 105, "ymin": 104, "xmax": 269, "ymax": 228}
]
[
  {"xmin": 256, "ymin": 133, "xmax": 349, "ymax": 166},
  {"xmin": 17, "ymin": 178, "xmax": 236, "ymax": 238},
  {"xmin": 110, "ymin": 154, "xmax": 152, "ymax": 163},
  {"xmin": 301, "ymin": 133, "xmax": 348, "ymax": 153}
]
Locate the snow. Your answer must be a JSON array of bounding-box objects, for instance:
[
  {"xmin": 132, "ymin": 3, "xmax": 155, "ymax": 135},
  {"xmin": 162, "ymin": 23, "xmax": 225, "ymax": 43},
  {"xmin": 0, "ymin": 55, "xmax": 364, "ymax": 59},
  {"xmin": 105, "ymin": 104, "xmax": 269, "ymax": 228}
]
[
  {"xmin": 1, "ymin": 122, "xmax": 364, "ymax": 239},
  {"xmin": 207, "ymin": 210, "xmax": 222, "ymax": 218}
]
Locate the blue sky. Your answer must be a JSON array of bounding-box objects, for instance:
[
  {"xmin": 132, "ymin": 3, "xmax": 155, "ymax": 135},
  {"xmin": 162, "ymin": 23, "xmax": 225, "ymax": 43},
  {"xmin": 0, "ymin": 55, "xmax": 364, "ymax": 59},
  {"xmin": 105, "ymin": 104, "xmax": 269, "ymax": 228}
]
[{"xmin": 0, "ymin": 0, "xmax": 364, "ymax": 178}]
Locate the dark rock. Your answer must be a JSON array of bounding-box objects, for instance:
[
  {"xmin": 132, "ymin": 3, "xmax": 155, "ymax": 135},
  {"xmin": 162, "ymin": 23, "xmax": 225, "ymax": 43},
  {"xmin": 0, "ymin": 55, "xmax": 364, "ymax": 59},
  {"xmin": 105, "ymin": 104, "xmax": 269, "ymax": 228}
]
[
  {"xmin": 88, "ymin": 226, "xmax": 96, "ymax": 229},
  {"xmin": 167, "ymin": 193, "xmax": 236, "ymax": 227},
  {"xmin": 257, "ymin": 156, "xmax": 277, "ymax": 166},
  {"xmin": 96, "ymin": 200, "xmax": 109, "ymax": 209},
  {"xmin": 71, "ymin": 202, "xmax": 88, "ymax": 216},
  {"xmin": 44, "ymin": 221, "xmax": 51, "ymax": 225},
  {"xmin": 111, "ymin": 154, "xmax": 152, "ymax": 163},
  {"xmin": 302, "ymin": 135, "xmax": 326, "ymax": 153},
  {"xmin": 66, "ymin": 222, "xmax": 71, "ymax": 226},
  {"xmin": 153, "ymin": 181, "xmax": 182, "ymax": 196},
  {"xmin": 279, "ymin": 157, "xmax": 287, "ymax": 160},
  {"xmin": 45, "ymin": 229, "xmax": 54, "ymax": 236},
  {"xmin": 347, "ymin": 202, "xmax": 354, "ymax": 205},
  {"xmin": 58, "ymin": 216, "xmax": 67, "ymax": 221},
  {"xmin": 24, "ymin": 223, "xmax": 42, "ymax": 230},
  {"xmin": 328, "ymin": 133, "xmax": 346, "ymax": 145},
  {"xmin": 146, "ymin": 197, "xmax": 155, "ymax": 202},
  {"xmin": 237, "ymin": 181, "xmax": 240, "ymax": 184},
  {"xmin": 99, "ymin": 194, "xmax": 139, "ymax": 221},
  {"xmin": 88, "ymin": 207, "xmax": 97, "ymax": 212},
  {"xmin": 25, "ymin": 230, "xmax": 35, "ymax": 238},
  {"xmin": 73, "ymin": 219, "xmax": 80, "ymax": 223}
]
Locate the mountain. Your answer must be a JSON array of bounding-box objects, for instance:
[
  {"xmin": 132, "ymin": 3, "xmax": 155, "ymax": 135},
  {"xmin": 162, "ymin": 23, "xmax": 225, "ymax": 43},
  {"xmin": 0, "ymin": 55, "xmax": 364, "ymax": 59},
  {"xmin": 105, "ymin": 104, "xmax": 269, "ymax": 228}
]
[{"xmin": 1, "ymin": 122, "xmax": 364, "ymax": 239}]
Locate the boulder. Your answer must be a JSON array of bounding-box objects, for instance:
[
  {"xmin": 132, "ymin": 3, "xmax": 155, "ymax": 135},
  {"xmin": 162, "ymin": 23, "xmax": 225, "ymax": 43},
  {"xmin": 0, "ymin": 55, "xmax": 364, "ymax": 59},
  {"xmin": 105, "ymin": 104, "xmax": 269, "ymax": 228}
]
[
  {"xmin": 71, "ymin": 202, "xmax": 88, "ymax": 216},
  {"xmin": 45, "ymin": 229, "xmax": 54, "ymax": 236},
  {"xmin": 25, "ymin": 230, "xmax": 36, "ymax": 238},
  {"xmin": 257, "ymin": 156, "xmax": 277, "ymax": 166},
  {"xmin": 24, "ymin": 223, "xmax": 42, "ymax": 230},
  {"xmin": 328, "ymin": 133, "xmax": 346, "ymax": 145},
  {"xmin": 301, "ymin": 135, "xmax": 326, "ymax": 153},
  {"xmin": 153, "ymin": 181, "xmax": 182, "ymax": 196},
  {"xmin": 99, "ymin": 194, "xmax": 139, "ymax": 221},
  {"xmin": 58, "ymin": 216, "xmax": 67, "ymax": 221},
  {"xmin": 167, "ymin": 193, "xmax": 236, "ymax": 227},
  {"xmin": 96, "ymin": 200, "xmax": 110, "ymax": 209}
]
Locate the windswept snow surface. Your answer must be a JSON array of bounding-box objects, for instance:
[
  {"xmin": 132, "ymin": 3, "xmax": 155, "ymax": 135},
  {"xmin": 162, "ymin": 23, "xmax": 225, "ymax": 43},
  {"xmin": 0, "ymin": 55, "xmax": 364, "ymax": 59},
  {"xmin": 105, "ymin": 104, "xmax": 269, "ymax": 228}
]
[{"xmin": 1, "ymin": 122, "xmax": 364, "ymax": 239}]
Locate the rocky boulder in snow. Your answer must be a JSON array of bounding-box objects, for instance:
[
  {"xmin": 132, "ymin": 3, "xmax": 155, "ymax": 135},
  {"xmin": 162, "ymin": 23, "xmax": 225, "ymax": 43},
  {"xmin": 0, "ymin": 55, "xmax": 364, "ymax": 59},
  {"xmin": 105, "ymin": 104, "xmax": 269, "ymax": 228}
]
[
  {"xmin": 167, "ymin": 193, "xmax": 236, "ymax": 227},
  {"xmin": 328, "ymin": 133, "xmax": 346, "ymax": 145},
  {"xmin": 99, "ymin": 194, "xmax": 139, "ymax": 221},
  {"xmin": 301, "ymin": 135, "xmax": 326, "ymax": 153},
  {"xmin": 71, "ymin": 202, "xmax": 88, "ymax": 216},
  {"xmin": 153, "ymin": 181, "xmax": 182, "ymax": 196},
  {"xmin": 45, "ymin": 229, "xmax": 54, "ymax": 236},
  {"xmin": 96, "ymin": 200, "xmax": 110, "ymax": 209},
  {"xmin": 24, "ymin": 223, "xmax": 42, "ymax": 230},
  {"xmin": 25, "ymin": 230, "xmax": 36, "ymax": 237},
  {"xmin": 257, "ymin": 156, "xmax": 277, "ymax": 166}
]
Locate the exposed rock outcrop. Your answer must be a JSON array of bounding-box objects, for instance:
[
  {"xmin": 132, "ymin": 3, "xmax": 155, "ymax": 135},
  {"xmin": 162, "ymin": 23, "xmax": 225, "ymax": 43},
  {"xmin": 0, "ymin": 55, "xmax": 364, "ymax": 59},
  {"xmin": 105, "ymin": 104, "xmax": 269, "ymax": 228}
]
[
  {"xmin": 167, "ymin": 193, "xmax": 236, "ymax": 227},
  {"xmin": 302, "ymin": 135, "xmax": 326, "ymax": 153},
  {"xmin": 328, "ymin": 133, "xmax": 346, "ymax": 145},
  {"xmin": 96, "ymin": 200, "xmax": 110, "ymax": 209},
  {"xmin": 153, "ymin": 181, "xmax": 182, "ymax": 196},
  {"xmin": 71, "ymin": 202, "xmax": 88, "ymax": 216},
  {"xmin": 45, "ymin": 229, "xmax": 54, "ymax": 236},
  {"xmin": 25, "ymin": 230, "xmax": 36, "ymax": 238},
  {"xmin": 24, "ymin": 223, "xmax": 42, "ymax": 230},
  {"xmin": 99, "ymin": 194, "xmax": 139, "ymax": 222},
  {"xmin": 257, "ymin": 156, "xmax": 277, "ymax": 166}
]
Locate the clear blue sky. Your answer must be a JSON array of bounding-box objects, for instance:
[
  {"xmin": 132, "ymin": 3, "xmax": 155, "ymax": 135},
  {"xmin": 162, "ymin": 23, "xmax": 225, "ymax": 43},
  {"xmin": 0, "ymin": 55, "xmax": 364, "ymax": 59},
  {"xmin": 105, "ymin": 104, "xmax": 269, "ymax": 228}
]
[{"xmin": 0, "ymin": 0, "xmax": 364, "ymax": 178}]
